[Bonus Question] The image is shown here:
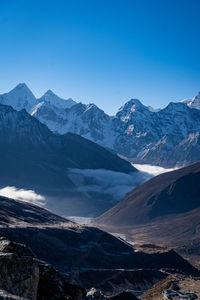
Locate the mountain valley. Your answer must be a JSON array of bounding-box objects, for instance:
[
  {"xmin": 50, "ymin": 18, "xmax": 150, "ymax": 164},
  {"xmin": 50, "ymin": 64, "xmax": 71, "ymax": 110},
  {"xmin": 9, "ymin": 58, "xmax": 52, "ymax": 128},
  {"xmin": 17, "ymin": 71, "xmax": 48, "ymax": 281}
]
[{"xmin": 0, "ymin": 83, "xmax": 200, "ymax": 299}]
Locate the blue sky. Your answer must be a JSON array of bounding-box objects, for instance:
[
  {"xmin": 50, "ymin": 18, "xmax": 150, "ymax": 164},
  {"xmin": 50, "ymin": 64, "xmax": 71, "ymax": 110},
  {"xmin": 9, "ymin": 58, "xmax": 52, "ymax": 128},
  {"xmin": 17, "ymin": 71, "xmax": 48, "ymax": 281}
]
[{"xmin": 0, "ymin": 0, "xmax": 200, "ymax": 114}]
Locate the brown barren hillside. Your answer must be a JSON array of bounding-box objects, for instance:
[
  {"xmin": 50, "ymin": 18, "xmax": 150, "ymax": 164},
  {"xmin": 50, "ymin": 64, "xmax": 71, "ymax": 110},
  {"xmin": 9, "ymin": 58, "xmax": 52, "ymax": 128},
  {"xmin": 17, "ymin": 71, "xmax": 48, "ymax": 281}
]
[
  {"xmin": 96, "ymin": 161, "xmax": 200, "ymax": 227},
  {"xmin": 95, "ymin": 161, "xmax": 200, "ymax": 251}
]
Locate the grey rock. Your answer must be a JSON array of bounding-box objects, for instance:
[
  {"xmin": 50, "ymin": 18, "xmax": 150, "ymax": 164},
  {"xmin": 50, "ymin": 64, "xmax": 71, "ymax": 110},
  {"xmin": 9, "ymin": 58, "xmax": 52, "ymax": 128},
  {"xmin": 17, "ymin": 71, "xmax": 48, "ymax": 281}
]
[
  {"xmin": 0, "ymin": 289, "xmax": 27, "ymax": 299},
  {"xmin": 0, "ymin": 237, "xmax": 86, "ymax": 300},
  {"xmin": 86, "ymin": 288, "xmax": 107, "ymax": 299},
  {"xmin": 0, "ymin": 253, "xmax": 39, "ymax": 300}
]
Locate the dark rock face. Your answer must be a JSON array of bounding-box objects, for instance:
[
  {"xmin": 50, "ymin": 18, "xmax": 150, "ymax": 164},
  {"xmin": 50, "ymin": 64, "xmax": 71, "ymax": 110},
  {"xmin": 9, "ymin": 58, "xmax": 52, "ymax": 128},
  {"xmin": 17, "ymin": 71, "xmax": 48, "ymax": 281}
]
[
  {"xmin": 0, "ymin": 238, "xmax": 39, "ymax": 300},
  {"xmin": 0, "ymin": 254, "xmax": 39, "ymax": 299},
  {"xmin": 37, "ymin": 264, "xmax": 86, "ymax": 300},
  {"xmin": 0, "ymin": 237, "xmax": 36, "ymax": 257},
  {"xmin": 0, "ymin": 237, "xmax": 86, "ymax": 300}
]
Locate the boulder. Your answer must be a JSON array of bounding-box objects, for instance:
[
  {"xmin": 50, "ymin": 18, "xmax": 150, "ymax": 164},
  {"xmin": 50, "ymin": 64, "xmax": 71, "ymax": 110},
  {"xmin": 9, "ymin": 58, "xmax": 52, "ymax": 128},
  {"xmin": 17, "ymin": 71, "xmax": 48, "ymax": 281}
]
[{"xmin": 0, "ymin": 237, "xmax": 86, "ymax": 300}]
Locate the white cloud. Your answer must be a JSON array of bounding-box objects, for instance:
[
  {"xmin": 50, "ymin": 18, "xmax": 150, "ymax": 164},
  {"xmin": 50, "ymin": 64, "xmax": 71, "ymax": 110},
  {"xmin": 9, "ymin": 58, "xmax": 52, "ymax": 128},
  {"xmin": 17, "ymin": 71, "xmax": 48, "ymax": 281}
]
[
  {"xmin": 0, "ymin": 186, "xmax": 46, "ymax": 206},
  {"xmin": 67, "ymin": 165, "xmax": 177, "ymax": 210},
  {"xmin": 68, "ymin": 168, "xmax": 152, "ymax": 204}
]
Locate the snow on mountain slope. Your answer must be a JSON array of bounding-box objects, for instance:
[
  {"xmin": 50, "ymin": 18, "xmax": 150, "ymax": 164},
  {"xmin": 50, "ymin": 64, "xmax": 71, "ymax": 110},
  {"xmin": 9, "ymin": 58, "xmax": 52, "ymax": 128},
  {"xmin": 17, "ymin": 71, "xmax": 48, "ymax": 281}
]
[
  {"xmin": 187, "ymin": 91, "xmax": 200, "ymax": 110},
  {"xmin": 0, "ymin": 83, "xmax": 76, "ymax": 114},
  {"xmin": 132, "ymin": 164, "xmax": 176, "ymax": 176},
  {"xmin": 0, "ymin": 83, "xmax": 37, "ymax": 112},
  {"xmin": 58, "ymin": 103, "xmax": 116, "ymax": 147},
  {"xmin": 1, "ymin": 84, "xmax": 200, "ymax": 167},
  {"xmin": 37, "ymin": 89, "xmax": 76, "ymax": 109},
  {"xmin": 30, "ymin": 89, "xmax": 77, "ymax": 132},
  {"xmin": 181, "ymin": 92, "xmax": 200, "ymax": 110}
]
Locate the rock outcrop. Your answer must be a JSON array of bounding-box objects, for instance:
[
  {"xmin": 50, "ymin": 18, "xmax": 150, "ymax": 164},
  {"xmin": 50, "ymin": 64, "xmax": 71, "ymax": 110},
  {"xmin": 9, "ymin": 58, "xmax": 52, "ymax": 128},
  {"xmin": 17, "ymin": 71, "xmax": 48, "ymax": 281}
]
[{"xmin": 0, "ymin": 237, "xmax": 86, "ymax": 300}]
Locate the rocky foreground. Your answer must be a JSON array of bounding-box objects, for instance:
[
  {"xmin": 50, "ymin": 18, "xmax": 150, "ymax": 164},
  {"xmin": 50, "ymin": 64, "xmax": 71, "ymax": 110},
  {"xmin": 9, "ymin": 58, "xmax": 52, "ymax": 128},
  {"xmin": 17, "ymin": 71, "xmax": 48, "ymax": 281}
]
[
  {"xmin": 0, "ymin": 195, "xmax": 199, "ymax": 299},
  {"xmin": 0, "ymin": 237, "xmax": 85, "ymax": 300}
]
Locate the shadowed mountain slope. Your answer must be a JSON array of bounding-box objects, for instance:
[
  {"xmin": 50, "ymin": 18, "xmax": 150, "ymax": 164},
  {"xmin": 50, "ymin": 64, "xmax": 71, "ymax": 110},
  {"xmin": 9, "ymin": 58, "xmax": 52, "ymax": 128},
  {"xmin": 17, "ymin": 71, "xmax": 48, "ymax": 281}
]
[
  {"xmin": 0, "ymin": 103, "xmax": 137, "ymax": 216},
  {"xmin": 96, "ymin": 161, "xmax": 200, "ymax": 227}
]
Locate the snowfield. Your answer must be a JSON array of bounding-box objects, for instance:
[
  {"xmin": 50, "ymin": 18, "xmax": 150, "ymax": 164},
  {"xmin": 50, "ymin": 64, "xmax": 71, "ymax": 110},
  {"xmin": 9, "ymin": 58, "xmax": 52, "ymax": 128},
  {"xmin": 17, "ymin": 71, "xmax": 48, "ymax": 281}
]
[{"xmin": 132, "ymin": 164, "xmax": 177, "ymax": 176}]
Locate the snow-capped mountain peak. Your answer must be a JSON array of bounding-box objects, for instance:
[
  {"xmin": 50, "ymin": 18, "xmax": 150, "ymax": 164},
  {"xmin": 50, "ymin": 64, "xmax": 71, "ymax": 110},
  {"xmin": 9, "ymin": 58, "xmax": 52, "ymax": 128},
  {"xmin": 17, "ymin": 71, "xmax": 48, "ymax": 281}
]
[
  {"xmin": 188, "ymin": 91, "xmax": 200, "ymax": 110},
  {"xmin": 117, "ymin": 98, "xmax": 153, "ymax": 115},
  {"xmin": 44, "ymin": 89, "xmax": 55, "ymax": 96},
  {"xmin": 84, "ymin": 103, "xmax": 103, "ymax": 113},
  {"xmin": 38, "ymin": 90, "xmax": 76, "ymax": 109},
  {"xmin": 116, "ymin": 98, "xmax": 152, "ymax": 122},
  {"xmin": 181, "ymin": 98, "xmax": 192, "ymax": 104},
  {"xmin": 118, "ymin": 98, "xmax": 144, "ymax": 111},
  {"xmin": 181, "ymin": 91, "xmax": 200, "ymax": 110},
  {"xmin": 16, "ymin": 83, "xmax": 29, "ymax": 89},
  {"xmin": 0, "ymin": 83, "xmax": 37, "ymax": 112}
]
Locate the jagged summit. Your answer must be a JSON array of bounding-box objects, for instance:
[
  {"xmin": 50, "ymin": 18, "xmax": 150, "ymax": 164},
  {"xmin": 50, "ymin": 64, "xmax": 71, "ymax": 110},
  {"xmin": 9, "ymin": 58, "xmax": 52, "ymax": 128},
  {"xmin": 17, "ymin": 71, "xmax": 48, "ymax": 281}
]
[
  {"xmin": 10, "ymin": 83, "xmax": 34, "ymax": 96},
  {"xmin": 38, "ymin": 89, "xmax": 76, "ymax": 109},
  {"xmin": 188, "ymin": 91, "xmax": 200, "ymax": 109},
  {"xmin": 85, "ymin": 103, "xmax": 105, "ymax": 113},
  {"xmin": 181, "ymin": 91, "xmax": 200, "ymax": 110},
  {"xmin": 0, "ymin": 83, "xmax": 36, "ymax": 112},
  {"xmin": 194, "ymin": 91, "xmax": 200, "ymax": 98},
  {"xmin": 117, "ymin": 99, "xmax": 156, "ymax": 122},
  {"xmin": 44, "ymin": 89, "xmax": 55, "ymax": 95},
  {"xmin": 116, "ymin": 98, "xmax": 153, "ymax": 126},
  {"xmin": 15, "ymin": 82, "xmax": 29, "ymax": 89},
  {"xmin": 118, "ymin": 98, "xmax": 145, "ymax": 112},
  {"xmin": 164, "ymin": 101, "xmax": 188, "ymax": 111}
]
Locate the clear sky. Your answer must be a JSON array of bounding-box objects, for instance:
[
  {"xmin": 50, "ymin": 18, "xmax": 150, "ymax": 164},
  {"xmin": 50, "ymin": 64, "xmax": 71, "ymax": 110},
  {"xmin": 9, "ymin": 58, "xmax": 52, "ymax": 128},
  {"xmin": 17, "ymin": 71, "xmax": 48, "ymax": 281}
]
[{"xmin": 0, "ymin": 0, "xmax": 200, "ymax": 114}]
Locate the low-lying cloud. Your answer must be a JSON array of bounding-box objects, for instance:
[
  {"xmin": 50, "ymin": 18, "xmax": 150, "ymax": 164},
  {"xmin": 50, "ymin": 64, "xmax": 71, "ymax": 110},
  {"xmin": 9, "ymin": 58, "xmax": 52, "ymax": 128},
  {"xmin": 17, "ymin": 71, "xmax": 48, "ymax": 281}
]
[
  {"xmin": 0, "ymin": 165, "xmax": 176, "ymax": 218},
  {"xmin": 68, "ymin": 168, "xmax": 153, "ymax": 204},
  {"xmin": 67, "ymin": 164, "xmax": 176, "ymax": 209},
  {"xmin": 0, "ymin": 186, "xmax": 46, "ymax": 206}
]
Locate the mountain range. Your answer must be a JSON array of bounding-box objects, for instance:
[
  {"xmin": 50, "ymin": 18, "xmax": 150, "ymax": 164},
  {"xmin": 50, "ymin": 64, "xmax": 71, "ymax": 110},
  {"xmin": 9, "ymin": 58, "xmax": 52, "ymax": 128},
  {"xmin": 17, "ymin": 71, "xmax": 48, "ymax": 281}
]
[
  {"xmin": 1, "ymin": 83, "xmax": 200, "ymax": 167},
  {"xmin": 0, "ymin": 101, "xmax": 137, "ymax": 217},
  {"xmin": 1, "ymin": 83, "xmax": 200, "ymax": 298}
]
